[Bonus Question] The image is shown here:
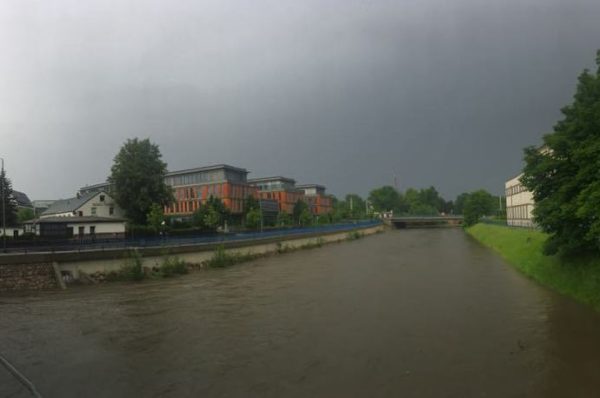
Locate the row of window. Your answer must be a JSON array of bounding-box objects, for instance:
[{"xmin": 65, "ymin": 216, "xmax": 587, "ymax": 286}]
[
  {"xmin": 174, "ymin": 183, "xmax": 255, "ymax": 200},
  {"xmin": 89, "ymin": 207, "xmax": 114, "ymax": 216},
  {"xmin": 165, "ymin": 170, "xmax": 248, "ymax": 187},
  {"xmin": 165, "ymin": 170, "xmax": 226, "ymax": 187},
  {"xmin": 507, "ymin": 205, "xmax": 532, "ymax": 220},
  {"xmin": 506, "ymin": 184, "xmax": 528, "ymax": 197}
]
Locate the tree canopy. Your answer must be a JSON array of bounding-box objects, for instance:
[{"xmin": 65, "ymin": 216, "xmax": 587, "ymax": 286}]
[
  {"xmin": 191, "ymin": 196, "xmax": 230, "ymax": 231},
  {"xmin": 522, "ymin": 50, "xmax": 600, "ymax": 255},
  {"xmin": 462, "ymin": 190, "xmax": 496, "ymax": 226},
  {"xmin": 109, "ymin": 138, "xmax": 173, "ymax": 225},
  {"xmin": 0, "ymin": 169, "xmax": 18, "ymax": 226},
  {"xmin": 368, "ymin": 186, "xmax": 404, "ymax": 213}
]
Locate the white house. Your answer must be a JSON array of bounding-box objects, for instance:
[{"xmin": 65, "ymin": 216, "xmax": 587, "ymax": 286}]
[
  {"xmin": 25, "ymin": 191, "xmax": 127, "ymax": 238},
  {"xmin": 40, "ymin": 191, "xmax": 124, "ymax": 219},
  {"xmin": 505, "ymin": 174, "xmax": 535, "ymax": 228}
]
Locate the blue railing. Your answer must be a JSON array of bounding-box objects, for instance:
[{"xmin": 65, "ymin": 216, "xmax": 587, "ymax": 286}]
[{"xmin": 1, "ymin": 220, "xmax": 382, "ymax": 254}]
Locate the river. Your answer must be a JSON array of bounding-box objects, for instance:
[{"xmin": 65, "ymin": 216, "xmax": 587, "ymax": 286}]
[{"xmin": 2, "ymin": 229, "xmax": 600, "ymax": 397}]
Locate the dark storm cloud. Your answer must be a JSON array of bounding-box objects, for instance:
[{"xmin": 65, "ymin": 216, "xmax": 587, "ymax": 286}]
[{"xmin": 1, "ymin": 0, "xmax": 599, "ymax": 200}]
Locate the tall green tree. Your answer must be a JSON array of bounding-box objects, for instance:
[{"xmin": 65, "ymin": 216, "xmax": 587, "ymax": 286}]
[
  {"xmin": 463, "ymin": 190, "xmax": 496, "ymax": 226},
  {"xmin": 368, "ymin": 186, "xmax": 405, "ymax": 213},
  {"xmin": 109, "ymin": 138, "xmax": 173, "ymax": 225},
  {"xmin": 17, "ymin": 208, "xmax": 35, "ymax": 223},
  {"xmin": 293, "ymin": 200, "xmax": 309, "ymax": 224},
  {"xmin": 146, "ymin": 203, "xmax": 165, "ymax": 234},
  {"xmin": 245, "ymin": 208, "xmax": 262, "ymax": 230},
  {"xmin": 522, "ymin": 50, "xmax": 600, "ymax": 254},
  {"xmin": 344, "ymin": 194, "xmax": 366, "ymax": 218},
  {"xmin": 0, "ymin": 169, "xmax": 18, "ymax": 226},
  {"xmin": 454, "ymin": 193, "xmax": 470, "ymax": 215}
]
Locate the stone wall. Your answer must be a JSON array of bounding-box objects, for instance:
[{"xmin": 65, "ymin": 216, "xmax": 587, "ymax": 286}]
[{"xmin": 0, "ymin": 263, "xmax": 58, "ymax": 292}]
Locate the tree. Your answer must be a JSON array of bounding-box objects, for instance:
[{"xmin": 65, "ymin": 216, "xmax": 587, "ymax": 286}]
[
  {"xmin": 345, "ymin": 194, "xmax": 366, "ymax": 219},
  {"xmin": 203, "ymin": 206, "xmax": 221, "ymax": 231},
  {"xmin": 109, "ymin": 138, "xmax": 173, "ymax": 225},
  {"xmin": 0, "ymin": 169, "xmax": 18, "ymax": 226},
  {"xmin": 463, "ymin": 190, "xmax": 496, "ymax": 226},
  {"xmin": 245, "ymin": 208, "xmax": 262, "ymax": 230},
  {"xmin": 277, "ymin": 211, "xmax": 292, "ymax": 226},
  {"xmin": 454, "ymin": 193, "xmax": 470, "ymax": 215},
  {"xmin": 368, "ymin": 186, "xmax": 404, "ymax": 213},
  {"xmin": 191, "ymin": 197, "xmax": 229, "ymax": 231},
  {"xmin": 244, "ymin": 195, "xmax": 260, "ymax": 214},
  {"xmin": 522, "ymin": 50, "xmax": 600, "ymax": 255},
  {"xmin": 17, "ymin": 208, "xmax": 35, "ymax": 223},
  {"xmin": 146, "ymin": 203, "xmax": 165, "ymax": 234},
  {"xmin": 206, "ymin": 196, "xmax": 230, "ymax": 225},
  {"xmin": 299, "ymin": 208, "xmax": 313, "ymax": 226},
  {"xmin": 293, "ymin": 200, "xmax": 309, "ymax": 225}
]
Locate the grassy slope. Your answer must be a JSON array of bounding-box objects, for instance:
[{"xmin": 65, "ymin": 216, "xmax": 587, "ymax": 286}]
[{"xmin": 466, "ymin": 223, "xmax": 600, "ymax": 311}]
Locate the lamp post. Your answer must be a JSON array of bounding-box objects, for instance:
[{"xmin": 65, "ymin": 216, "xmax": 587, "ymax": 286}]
[
  {"xmin": 258, "ymin": 198, "xmax": 264, "ymax": 233},
  {"xmin": 1, "ymin": 157, "xmax": 6, "ymax": 253}
]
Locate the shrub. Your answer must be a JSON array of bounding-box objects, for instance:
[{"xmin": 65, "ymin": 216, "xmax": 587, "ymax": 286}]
[
  {"xmin": 158, "ymin": 256, "xmax": 188, "ymax": 277},
  {"xmin": 206, "ymin": 245, "xmax": 257, "ymax": 268},
  {"xmin": 119, "ymin": 249, "xmax": 144, "ymax": 281},
  {"xmin": 346, "ymin": 231, "xmax": 364, "ymax": 241}
]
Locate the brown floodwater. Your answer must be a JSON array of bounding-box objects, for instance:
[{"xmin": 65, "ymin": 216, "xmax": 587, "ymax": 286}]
[{"xmin": 2, "ymin": 229, "xmax": 600, "ymax": 397}]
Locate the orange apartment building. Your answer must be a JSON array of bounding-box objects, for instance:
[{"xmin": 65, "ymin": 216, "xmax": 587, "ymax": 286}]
[
  {"xmin": 163, "ymin": 164, "xmax": 255, "ymax": 217},
  {"xmin": 80, "ymin": 164, "xmax": 256, "ymax": 218},
  {"xmin": 79, "ymin": 166, "xmax": 332, "ymax": 219},
  {"xmin": 296, "ymin": 184, "xmax": 332, "ymax": 215},
  {"xmin": 248, "ymin": 176, "xmax": 304, "ymax": 214}
]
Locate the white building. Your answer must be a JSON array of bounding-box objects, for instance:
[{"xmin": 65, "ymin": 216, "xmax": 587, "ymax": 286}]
[
  {"xmin": 505, "ymin": 174, "xmax": 535, "ymax": 228},
  {"xmin": 40, "ymin": 191, "xmax": 124, "ymax": 219},
  {"xmin": 25, "ymin": 191, "xmax": 126, "ymax": 238}
]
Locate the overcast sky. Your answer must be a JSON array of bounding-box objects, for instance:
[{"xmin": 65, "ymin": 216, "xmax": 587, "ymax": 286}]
[{"xmin": 1, "ymin": 0, "xmax": 599, "ymax": 201}]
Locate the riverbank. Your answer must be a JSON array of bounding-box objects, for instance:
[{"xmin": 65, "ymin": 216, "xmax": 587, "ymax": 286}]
[
  {"xmin": 466, "ymin": 223, "xmax": 600, "ymax": 311},
  {"xmin": 0, "ymin": 223, "xmax": 384, "ymax": 291}
]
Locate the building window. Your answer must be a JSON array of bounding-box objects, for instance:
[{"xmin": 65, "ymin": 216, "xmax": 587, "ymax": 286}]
[
  {"xmin": 78, "ymin": 211, "xmax": 83, "ymax": 217},
  {"xmin": 91, "ymin": 207, "xmax": 97, "ymax": 215},
  {"xmin": 109, "ymin": 207, "xmax": 114, "ymax": 215},
  {"xmin": 78, "ymin": 226, "xmax": 85, "ymax": 236},
  {"xmin": 90, "ymin": 226, "xmax": 96, "ymax": 235},
  {"xmin": 99, "ymin": 195, "xmax": 105, "ymax": 202}
]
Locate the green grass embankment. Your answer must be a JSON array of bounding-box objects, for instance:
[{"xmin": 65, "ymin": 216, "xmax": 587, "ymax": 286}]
[{"xmin": 466, "ymin": 223, "xmax": 600, "ymax": 311}]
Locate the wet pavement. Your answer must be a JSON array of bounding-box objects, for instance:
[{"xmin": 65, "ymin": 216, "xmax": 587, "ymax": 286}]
[{"xmin": 2, "ymin": 229, "xmax": 600, "ymax": 397}]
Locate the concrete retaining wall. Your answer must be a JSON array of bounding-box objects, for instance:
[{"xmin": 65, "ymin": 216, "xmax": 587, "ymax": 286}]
[
  {"xmin": 1, "ymin": 224, "xmax": 384, "ymax": 289},
  {"xmin": 60, "ymin": 225, "xmax": 384, "ymax": 278}
]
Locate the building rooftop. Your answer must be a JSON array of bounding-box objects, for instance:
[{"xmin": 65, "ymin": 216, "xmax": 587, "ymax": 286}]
[
  {"xmin": 248, "ymin": 176, "xmax": 296, "ymax": 184},
  {"xmin": 80, "ymin": 164, "xmax": 250, "ymax": 192},
  {"xmin": 42, "ymin": 191, "xmax": 106, "ymax": 216},
  {"xmin": 166, "ymin": 164, "xmax": 248, "ymax": 177},
  {"xmin": 296, "ymin": 184, "xmax": 326, "ymax": 190},
  {"xmin": 13, "ymin": 191, "xmax": 33, "ymax": 208}
]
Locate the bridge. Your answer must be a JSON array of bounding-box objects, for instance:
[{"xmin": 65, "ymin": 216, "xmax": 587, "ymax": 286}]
[{"xmin": 385, "ymin": 216, "xmax": 463, "ymax": 229}]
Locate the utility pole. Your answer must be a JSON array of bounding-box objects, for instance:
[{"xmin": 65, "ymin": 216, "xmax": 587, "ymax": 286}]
[
  {"xmin": 258, "ymin": 197, "xmax": 264, "ymax": 233},
  {"xmin": 1, "ymin": 157, "xmax": 6, "ymax": 253}
]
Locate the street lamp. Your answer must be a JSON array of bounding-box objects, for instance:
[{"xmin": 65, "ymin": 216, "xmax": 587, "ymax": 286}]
[{"xmin": 1, "ymin": 157, "xmax": 6, "ymax": 253}]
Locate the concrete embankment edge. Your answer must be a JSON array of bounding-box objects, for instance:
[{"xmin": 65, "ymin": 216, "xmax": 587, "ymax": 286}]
[{"xmin": 1, "ymin": 224, "xmax": 385, "ymax": 289}]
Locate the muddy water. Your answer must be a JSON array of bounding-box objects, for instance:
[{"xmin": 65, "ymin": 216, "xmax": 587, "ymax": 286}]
[{"xmin": 2, "ymin": 229, "xmax": 600, "ymax": 397}]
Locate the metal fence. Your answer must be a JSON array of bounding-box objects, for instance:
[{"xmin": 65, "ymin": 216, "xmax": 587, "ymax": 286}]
[{"xmin": 1, "ymin": 220, "xmax": 382, "ymax": 254}]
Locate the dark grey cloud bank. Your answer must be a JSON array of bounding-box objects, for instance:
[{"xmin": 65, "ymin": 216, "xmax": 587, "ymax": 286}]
[{"xmin": 1, "ymin": 0, "xmax": 600, "ymax": 200}]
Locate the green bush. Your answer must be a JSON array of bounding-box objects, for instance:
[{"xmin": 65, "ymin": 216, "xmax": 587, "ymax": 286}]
[
  {"xmin": 119, "ymin": 249, "xmax": 145, "ymax": 281},
  {"xmin": 346, "ymin": 231, "xmax": 364, "ymax": 241},
  {"xmin": 207, "ymin": 245, "xmax": 257, "ymax": 268},
  {"xmin": 158, "ymin": 256, "xmax": 188, "ymax": 277}
]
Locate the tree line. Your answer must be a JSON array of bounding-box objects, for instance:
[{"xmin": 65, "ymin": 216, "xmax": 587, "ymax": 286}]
[{"xmin": 520, "ymin": 50, "xmax": 600, "ymax": 256}]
